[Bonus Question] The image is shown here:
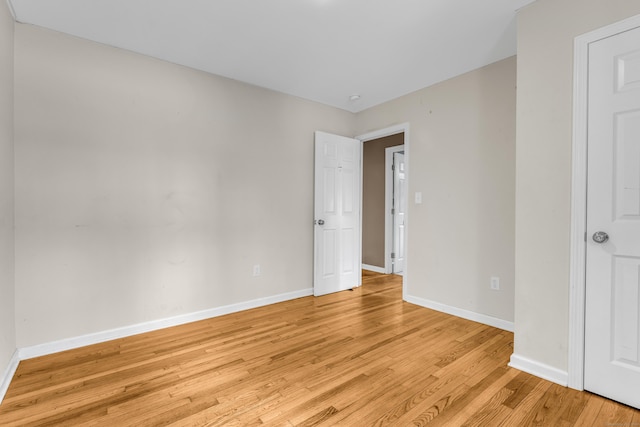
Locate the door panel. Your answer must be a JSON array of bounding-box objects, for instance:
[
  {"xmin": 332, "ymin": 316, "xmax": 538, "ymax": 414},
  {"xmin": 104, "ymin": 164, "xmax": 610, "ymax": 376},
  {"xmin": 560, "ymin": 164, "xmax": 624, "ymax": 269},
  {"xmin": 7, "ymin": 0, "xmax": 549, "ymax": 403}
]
[
  {"xmin": 323, "ymin": 168, "xmax": 337, "ymax": 214},
  {"xmin": 314, "ymin": 131, "xmax": 361, "ymax": 296},
  {"xmin": 342, "ymin": 170, "xmax": 356, "ymax": 213},
  {"xmin": 341, "ymin": 228, "xmax": 355, "ymax": 274},
  {"xmin": 616, "ymin": 50, "xmax": 640, "ymax": 92},
  {"xmin": 616, "ymin": 110, "xmax": 640, "ymax": 218},
  {"xmin": 585, "ymin": 25, "xmax": 640, "ymax": 409},
  {"xmin": 612, "ymin": 256, "xmax": 640, "ymax": 365},
  {"xmin": 321, "ymin": 229, "xmax": 336, "ymax": 278}
]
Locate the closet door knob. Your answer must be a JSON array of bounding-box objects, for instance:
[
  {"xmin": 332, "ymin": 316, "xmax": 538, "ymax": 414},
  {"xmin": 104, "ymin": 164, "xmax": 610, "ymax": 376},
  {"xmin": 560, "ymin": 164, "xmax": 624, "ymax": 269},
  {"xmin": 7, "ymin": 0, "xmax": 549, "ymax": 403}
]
[{"xmin": 592, "ymin": 231, "xmax": 609, "ymax": 244}]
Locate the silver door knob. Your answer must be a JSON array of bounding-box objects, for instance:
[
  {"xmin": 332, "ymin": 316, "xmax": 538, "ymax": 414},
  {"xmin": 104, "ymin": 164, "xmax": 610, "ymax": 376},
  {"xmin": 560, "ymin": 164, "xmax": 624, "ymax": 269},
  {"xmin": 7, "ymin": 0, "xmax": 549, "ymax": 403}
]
[
  {"xmin": 592, "ymin": 231, "xmax": 609, "ymax": 244},
  {"xmin": 317, "ymin": 219, "xmax": 325, "ymax": 225}
]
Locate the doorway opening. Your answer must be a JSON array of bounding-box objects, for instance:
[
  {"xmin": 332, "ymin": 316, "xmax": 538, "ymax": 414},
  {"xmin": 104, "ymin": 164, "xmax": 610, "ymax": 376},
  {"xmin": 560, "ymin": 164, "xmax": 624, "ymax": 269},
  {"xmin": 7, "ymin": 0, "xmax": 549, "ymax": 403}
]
[
  {"xmin": 311, "ymin": 124, "xmax": 409, "ymax": 298},
  {"xmin": 358, "ymin": 124, "xmax": 410, "ymax": 297},
  {"xmin": 361, "ymin": 134, "xmax": 404, "ymax": 274}
]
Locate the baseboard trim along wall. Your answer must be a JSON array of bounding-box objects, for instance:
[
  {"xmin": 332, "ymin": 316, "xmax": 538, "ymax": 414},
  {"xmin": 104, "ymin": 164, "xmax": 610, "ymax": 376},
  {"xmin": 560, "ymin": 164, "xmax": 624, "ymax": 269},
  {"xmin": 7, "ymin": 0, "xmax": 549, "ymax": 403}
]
[
  {"xmin": 0, "ymin": 350, "xmax": 20, "ymax": 404},
  {"xmin": 508, "ymin": 353, "xmax": 569, "ymax": 387},
  {"xmin": 3, "ymin": 289, "xmax": 567, "ymax": 405},
  {"xmin": 18, "ymin": 288, "xmax": 313, "ymax": 361},
  {"xmin": 405, "ymin": 295, "xmax": 515, "ymax": 332},
  {"xmin": 361, "ymin": 264, "xmax": 386, "ymax": 274}
]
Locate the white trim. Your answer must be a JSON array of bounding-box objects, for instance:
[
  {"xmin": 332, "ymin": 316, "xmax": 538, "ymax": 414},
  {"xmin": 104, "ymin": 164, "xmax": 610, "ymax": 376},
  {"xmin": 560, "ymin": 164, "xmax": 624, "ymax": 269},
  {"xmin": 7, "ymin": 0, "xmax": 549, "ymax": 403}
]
[
  {"xmin": 568, "ymin": 25, "xmax": 589, "ymax": 392},
  {"xmin": 405, "ymin": 294, "xmax": 514, "ymax": 333},
  {"xmin": 357, "ymin": 136, "xmax": 363, "ymax": 288},
  {"xmin": 509, "ymin": 354, "xmax": 569, "ymax": 387},
  {"xmin": 569, "ymin": 13, "xmax": 640, "ymax": 391},
  {"xmin": 385, "ymin": 145, "xmax": 405, "ymax": 275},
  {"xmin": 357, "ymin": 123, "xmax": 410, "ymax": 300},
  {"xmin": 357, "ymin": 123, "xmax": 409, "ymax": 142},
  {"xmin": 19, "ymin": 288, "xmax": 312, "ymax": 360},
  {"xmin": 362, "ymin": 264, "xmax": 386, "ymax": 274},
  {"xmin": 0, "ymin": 350, "xmax": 20, "ymax": 404}
]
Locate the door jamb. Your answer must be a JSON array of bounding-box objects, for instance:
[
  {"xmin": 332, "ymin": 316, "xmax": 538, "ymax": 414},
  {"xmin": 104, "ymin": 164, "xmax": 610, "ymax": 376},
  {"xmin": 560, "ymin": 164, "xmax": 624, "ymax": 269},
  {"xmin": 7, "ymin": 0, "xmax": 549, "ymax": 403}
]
[
  {"xmin": 569, "ymin": 13, "xmax": 640, "ymax": 391},
  {"xmin": 357, "ymin": 123, "xmax": 410, "ymax": 299}
]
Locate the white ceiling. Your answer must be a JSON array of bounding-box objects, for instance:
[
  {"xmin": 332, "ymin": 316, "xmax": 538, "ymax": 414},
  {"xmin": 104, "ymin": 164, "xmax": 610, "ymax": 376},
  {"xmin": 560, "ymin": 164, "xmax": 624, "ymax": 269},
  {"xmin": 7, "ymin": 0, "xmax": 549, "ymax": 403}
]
[{"xmin": 7, "ymin": 0, "xmax": 536, "ymax": 112}]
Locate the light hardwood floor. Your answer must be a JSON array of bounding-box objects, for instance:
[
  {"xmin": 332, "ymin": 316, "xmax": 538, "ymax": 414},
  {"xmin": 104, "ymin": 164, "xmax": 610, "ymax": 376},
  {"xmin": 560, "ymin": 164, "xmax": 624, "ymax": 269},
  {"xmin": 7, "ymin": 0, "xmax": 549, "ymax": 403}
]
[{"xmin": 1, "ymin": 272, "xmax": 638, "ymax": 426}]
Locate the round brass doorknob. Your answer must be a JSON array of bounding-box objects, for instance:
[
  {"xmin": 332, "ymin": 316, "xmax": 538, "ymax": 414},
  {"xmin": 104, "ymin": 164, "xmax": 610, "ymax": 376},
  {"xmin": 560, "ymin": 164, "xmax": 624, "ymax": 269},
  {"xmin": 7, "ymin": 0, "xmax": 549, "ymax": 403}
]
[{"xmin": 592, "ymin": 231, "xmax": 609, "ymax": 244}]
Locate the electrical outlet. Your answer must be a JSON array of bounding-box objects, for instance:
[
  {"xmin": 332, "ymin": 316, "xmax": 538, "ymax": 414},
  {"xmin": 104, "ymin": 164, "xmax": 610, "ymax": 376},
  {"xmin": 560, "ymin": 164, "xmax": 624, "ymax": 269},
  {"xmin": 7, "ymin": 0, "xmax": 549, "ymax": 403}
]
[
  {"xmin": 490, "ymin": 276, "xmax": 500, "ymax": 291},
  {"xmin": 253, "ymin": 265, "xmax": 261, "ymax": 277}
]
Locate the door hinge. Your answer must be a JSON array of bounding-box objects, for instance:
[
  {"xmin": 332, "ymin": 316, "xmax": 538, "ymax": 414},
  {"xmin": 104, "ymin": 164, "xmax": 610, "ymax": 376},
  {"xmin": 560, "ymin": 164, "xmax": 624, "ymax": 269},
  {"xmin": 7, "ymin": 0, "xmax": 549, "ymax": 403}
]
[
  {"xmin": 391, "ymin": 208, "xmax": 395, "ymax": 215},
  {"xmin": 392, "ymin": 164, "xmax": 395, "ymax": 171},
  {"xmin": 391, "ymin": 252, "xmax": 396, "ymax": 259}
]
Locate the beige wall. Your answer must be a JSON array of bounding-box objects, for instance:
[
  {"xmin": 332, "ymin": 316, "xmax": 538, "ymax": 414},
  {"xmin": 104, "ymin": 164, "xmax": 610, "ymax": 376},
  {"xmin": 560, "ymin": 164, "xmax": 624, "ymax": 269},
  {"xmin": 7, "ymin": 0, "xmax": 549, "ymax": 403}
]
[
  {"xmin": 362, "ymin": 133, "xmax": 404, "ymax": 268},
  {"xmin": 9, "ymin": 0, "xmax": 640, "ymax": 388},
  {"xmin": 13, "ymin": 24, "xmax": 354, "ymax": 348},
  {"xmin": 0, "ymin": 1, "xmax": 16, "ymax": 377},
  {"xmin": 514, "ymin": 0, "xmax": 640, "ymax": 372},
  {"xmin": 356, "ymin": 57, "xmax": 516, "ymax": 323},
  {"xmin": 10, "ymin": 20, "xmax": 517, "ymax": 350}
]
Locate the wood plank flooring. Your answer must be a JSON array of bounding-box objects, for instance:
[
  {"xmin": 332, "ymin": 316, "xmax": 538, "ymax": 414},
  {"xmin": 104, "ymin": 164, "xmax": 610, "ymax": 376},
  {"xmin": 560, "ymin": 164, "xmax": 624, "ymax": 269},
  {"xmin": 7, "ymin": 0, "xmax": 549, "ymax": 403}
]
[{"xmin": 1, "ymin": 272, "xmax": 638, "ymax": 426}]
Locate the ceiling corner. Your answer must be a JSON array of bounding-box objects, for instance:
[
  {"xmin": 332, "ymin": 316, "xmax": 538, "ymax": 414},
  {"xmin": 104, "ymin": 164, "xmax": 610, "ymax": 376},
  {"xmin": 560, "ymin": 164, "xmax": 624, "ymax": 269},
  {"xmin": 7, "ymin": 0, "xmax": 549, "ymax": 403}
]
[{"xmin": 5, "ymin": 0, "xmax": 17, "ymax": 21}]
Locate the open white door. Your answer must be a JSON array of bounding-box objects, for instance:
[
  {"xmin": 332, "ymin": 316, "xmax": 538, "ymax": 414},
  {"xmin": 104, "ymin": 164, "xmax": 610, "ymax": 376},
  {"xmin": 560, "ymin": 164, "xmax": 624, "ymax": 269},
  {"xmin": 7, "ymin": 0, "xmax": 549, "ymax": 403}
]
[
  {"xmin": 392, "ymin": 152, "xmax": 406, "ymax": 274},
  {"xmin": 314, "ymin": 131, "xmax": 361, "ymax": 296},
  {"xmin": 584, "ymin": 25, "xmax": 640, "ymax": 409}
]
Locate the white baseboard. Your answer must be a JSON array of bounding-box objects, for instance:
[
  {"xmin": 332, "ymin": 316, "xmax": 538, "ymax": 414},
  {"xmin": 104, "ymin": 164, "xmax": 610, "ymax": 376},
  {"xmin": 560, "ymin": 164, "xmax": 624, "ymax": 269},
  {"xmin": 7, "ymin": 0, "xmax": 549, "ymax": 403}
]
[
  {"xmin": 362, "ymin": 264, "xmax": 386, "ymax": 274},
  {"xmin": 404, "ymin": 295, "xmax": 514, "ymax": 332},
  {"xmin": 19, "ymin": 288, "xmax": 313, "ymax": 360},
  {"xmin": 0, "ymin": 350, "xmax": 20, "ymax": 404},
  {"xmin": 508, "ymin": 353, "xmax": 569, "ymax": 387}
]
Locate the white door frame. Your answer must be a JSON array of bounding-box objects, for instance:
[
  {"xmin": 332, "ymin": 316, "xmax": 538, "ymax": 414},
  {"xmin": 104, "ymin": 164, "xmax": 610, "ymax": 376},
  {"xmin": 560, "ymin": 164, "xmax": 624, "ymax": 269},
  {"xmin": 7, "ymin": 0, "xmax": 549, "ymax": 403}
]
[
  {"xmin": 357, "ymin": 123, "xmax": 410, "ymax": 298},
  {"xmin": 569, "ymin": 13, "xmax": 640, "ymax": 391},
  {"xmin": 386, "ymin": 145, "xmax": 405, "ymax": 274}
]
